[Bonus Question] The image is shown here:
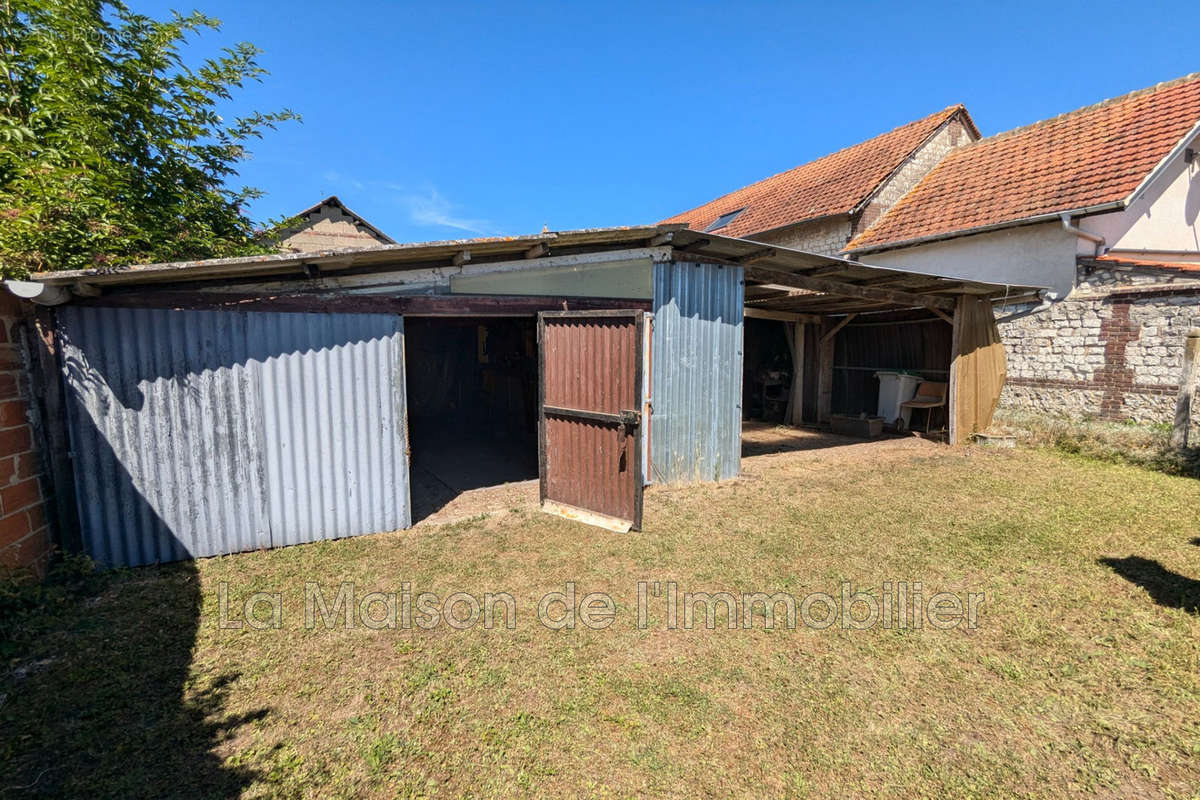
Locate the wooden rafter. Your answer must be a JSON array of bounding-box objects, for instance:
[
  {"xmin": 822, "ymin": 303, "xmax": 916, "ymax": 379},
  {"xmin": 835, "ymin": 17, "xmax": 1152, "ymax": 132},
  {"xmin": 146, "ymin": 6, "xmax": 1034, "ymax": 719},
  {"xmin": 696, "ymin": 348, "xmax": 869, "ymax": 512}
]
[
  {"xmin": 737, "ymin": 247, "xmax": 780, "ymax": 265},
  {"xmin": 673, "ymin": 237, "xmax": 711, "ymax": 253},
  {"xmin": 744, "ymin": 308, "xmax": 821, "ymax": 323},
  {"xmin": 742, "ymin": 265, "xmax": 957, "ymax": 311},
  {"xmin": 806, "ymin": 263, "xmax": 854, "ymax": 277},
  {"xmin": 822, "ymin": 313, "xmax": 858, "ymax": 342},
  {"xmin": 856, "ymin": 274, "xmax": 914, "ymax": 287}
]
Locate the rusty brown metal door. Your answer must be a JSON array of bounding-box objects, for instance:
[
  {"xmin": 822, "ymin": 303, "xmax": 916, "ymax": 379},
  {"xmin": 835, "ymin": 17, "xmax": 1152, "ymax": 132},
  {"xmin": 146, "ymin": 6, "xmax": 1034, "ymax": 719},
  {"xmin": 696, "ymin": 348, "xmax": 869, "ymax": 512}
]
[{"xmin": 538, "ymin": 310, "xmax": 644, "ymax": 532}]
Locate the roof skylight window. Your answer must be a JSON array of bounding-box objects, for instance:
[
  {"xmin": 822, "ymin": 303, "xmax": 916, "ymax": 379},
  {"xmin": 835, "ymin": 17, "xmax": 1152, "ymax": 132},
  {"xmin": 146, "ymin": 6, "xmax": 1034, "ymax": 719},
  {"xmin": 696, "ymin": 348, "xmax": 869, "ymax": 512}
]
[{"xmin": 704, "ymin": 207, "xmax": 747, "ymax": 232}]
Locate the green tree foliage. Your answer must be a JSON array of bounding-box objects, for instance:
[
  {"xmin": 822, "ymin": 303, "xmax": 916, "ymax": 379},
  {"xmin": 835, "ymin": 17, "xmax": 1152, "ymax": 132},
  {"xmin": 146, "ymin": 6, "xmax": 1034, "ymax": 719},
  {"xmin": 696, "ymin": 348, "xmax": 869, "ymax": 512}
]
[{"xmin": 0, "ymin": 0, "xmax": 296, "ymax": 277}]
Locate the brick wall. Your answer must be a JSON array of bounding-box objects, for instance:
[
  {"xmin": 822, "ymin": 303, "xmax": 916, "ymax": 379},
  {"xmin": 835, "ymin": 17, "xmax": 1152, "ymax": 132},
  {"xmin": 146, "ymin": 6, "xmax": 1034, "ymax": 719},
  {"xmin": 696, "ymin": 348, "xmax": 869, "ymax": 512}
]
[
  {"xmin": 0, "ymin": 294, "xmax": 53, "ymax": 576},
  {"xmin": 998, "ymin": 263, "xmax": 1200, "ymax": 431}
]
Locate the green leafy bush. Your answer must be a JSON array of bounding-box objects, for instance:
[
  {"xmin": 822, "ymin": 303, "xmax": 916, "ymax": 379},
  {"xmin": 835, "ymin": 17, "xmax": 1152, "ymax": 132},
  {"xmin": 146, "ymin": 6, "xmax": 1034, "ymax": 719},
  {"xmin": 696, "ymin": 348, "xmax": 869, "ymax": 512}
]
[{"xmin": 0, "ymin": 0, "xmax": 297, "ymax": 277}]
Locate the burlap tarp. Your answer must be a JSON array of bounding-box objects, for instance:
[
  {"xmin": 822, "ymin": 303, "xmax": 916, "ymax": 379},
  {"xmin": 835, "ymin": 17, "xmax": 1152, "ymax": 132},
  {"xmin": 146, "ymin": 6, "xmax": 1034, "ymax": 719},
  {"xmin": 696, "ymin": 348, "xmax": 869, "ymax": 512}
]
[{"xmin": 951, "ymin": 296, "xmax": 1007, "ymax": 444}]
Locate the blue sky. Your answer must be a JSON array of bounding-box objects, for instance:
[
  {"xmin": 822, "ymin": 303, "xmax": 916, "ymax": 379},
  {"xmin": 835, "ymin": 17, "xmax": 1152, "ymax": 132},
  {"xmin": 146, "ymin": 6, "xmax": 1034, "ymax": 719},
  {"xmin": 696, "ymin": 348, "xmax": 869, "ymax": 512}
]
[{"xmin": 131, "ymin": 0, "xmax": 1199, "ymax": 243}]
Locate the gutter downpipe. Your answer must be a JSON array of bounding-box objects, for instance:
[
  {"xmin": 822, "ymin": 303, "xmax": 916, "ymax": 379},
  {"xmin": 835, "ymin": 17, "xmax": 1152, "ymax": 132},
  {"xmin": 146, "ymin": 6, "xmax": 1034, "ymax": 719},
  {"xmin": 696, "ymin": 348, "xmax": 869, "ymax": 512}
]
[
  {"xmin": 1060, "ymin": 212, "xmax": 1106, "ymax": 257},
  {"xmin": 995, "ymin": 215, "xmax": 1106, "ymax": 324}
]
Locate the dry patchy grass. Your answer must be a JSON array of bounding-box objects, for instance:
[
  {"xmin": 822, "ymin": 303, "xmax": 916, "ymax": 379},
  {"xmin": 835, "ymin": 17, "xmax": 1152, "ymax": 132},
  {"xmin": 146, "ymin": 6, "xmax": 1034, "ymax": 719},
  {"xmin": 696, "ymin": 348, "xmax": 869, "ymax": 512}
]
[{"xmin": 3, "ymin": 444, "xmax": 1200, "ymax": 799}]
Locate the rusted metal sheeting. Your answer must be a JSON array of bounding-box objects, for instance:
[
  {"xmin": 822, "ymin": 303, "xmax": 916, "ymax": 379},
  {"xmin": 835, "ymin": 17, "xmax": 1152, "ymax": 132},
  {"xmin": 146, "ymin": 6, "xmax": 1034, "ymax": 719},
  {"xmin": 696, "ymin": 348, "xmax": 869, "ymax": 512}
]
[
  {"xmin": 650, "ymin": 261, "xmax": 744, "ymax": 483},
  {"xmin": 540, "ymin": 312, "xmax": 642, "ymax": 526},
  {"xmin": 57, "ymin": 306, "xmax": 410, "ymax": 567}
]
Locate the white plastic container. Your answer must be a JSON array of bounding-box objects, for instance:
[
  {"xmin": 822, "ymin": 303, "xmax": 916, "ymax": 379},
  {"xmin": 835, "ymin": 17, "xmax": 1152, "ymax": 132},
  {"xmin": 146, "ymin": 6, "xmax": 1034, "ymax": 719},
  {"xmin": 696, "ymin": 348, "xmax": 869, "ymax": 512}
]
[{"xmin": 875, "ymin": 371, "xmax": 923, "ymax": 427}]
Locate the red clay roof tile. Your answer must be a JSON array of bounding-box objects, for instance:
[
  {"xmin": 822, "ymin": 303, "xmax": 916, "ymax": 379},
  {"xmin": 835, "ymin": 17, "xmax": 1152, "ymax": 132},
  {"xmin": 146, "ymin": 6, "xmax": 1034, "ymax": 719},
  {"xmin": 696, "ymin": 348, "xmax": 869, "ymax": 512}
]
[
  {"xmin": 848, "ymin": 73, "xmax": 1200, "ymax": 252},
  {"xmin": 659, "ymin": 106, "xmax": 969, "ymax": 238}
]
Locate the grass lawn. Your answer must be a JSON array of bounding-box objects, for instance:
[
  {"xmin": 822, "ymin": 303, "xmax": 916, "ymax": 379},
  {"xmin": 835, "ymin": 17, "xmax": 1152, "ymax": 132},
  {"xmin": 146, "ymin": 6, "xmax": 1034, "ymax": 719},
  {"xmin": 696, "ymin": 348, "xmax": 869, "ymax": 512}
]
[{"xmin": 3, "ymin": 442, "xmax": 1199, "ymax": 798}]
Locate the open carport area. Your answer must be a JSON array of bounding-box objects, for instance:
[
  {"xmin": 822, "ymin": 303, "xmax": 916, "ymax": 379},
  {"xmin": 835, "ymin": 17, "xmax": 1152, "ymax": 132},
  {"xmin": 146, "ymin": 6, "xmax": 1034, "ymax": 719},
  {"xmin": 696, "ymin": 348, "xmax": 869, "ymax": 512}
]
[{"xmin": 671, "ymin": 230, "xmax": 1031, "ymax": 444}]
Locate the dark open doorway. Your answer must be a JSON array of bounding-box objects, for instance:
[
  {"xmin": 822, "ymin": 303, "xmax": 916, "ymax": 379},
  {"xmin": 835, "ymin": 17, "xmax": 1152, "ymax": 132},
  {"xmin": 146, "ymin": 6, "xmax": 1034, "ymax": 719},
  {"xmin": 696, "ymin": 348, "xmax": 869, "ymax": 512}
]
[
  {"xmin": 742, "ymin": 317, "xmax": 819, "ymax": 426},
  {"xmin": 405, "ymin": 316, "xmax": 540, "ymax": 522},
  {"xmin": 742, "ymin": 318, "xmax": 793, "ymax": 423}
]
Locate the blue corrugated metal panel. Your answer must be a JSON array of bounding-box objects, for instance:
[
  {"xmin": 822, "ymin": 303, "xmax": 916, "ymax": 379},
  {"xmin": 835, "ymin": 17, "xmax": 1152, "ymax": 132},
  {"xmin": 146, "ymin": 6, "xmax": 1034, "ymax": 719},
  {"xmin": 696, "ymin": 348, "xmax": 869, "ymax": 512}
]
[
  {"xmin": 650, "ymin": 261, "xmax": 744, "ymax": 483},
  {"xmin": 57, "ymin": 306, "xmax": 410, "ymax": 567},
  {"xmin": 251, "ymin": 313, "xmax": 410, "ymax": 547}
]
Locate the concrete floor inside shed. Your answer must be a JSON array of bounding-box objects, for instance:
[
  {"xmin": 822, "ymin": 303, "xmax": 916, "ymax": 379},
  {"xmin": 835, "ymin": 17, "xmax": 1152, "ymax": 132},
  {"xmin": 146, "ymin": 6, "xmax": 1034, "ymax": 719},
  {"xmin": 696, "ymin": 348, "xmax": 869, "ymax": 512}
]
[
  {"xmin": 409, "ymin": 433, "xmax": 539, "ymax": 526},
  {"xmin": 410, "ymin": 422, "xmax": 935, "ymax": 527}
]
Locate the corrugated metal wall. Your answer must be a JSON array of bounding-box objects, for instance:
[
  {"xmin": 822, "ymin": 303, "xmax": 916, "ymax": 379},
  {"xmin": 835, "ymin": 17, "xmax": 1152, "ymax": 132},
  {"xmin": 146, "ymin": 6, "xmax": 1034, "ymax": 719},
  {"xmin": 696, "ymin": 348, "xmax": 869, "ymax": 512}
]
[
  {"xmin": 650, "ymin": 261, "xmax": 744, "ymax": 483},
  {"xmin": 57, "ymin": 306, "xmax": 410, "ymax": 567}
]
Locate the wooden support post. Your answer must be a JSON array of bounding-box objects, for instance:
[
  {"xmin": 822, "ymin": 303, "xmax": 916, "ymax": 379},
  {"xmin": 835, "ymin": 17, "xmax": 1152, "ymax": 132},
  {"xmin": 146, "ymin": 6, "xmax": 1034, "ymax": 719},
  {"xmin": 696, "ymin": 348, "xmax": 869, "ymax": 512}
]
[
  {"xmin": 947, "ymin": 297, "xmax": 964, "ymax": 445},
  {"xmin": 817, "ymin": 318, "xmax": 835, "ymax": 424},
  {"xmin": 27, "ymin": 309, "xmax": 81, "ymax": 552},
  {"xmin": 783, "ymin": 322, "xmax": 796, "ymax": 424},
  {"xmin": 1170, "ymin": 328, "xmax": 1200, "ymax": 449}
]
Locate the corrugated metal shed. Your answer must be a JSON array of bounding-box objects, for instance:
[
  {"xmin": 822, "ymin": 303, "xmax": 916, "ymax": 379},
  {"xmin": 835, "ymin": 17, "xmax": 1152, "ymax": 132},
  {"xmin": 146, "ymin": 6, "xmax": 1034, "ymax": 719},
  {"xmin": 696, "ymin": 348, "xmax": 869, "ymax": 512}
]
[
  {"xmin": 58, "ymin": 306, "xmax": 409, "ymax": 566},
  {"xmin": 650, "ymin": 261, "xmax": 744, "ymax": 483},
  {"xmin": 19, "ymin": 225, "xmax": 1032, "ymax": 553}
]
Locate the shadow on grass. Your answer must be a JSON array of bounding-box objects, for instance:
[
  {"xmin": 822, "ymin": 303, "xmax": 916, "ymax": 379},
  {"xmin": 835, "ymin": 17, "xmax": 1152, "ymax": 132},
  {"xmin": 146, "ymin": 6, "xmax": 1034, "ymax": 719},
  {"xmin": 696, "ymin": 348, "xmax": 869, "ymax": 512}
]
[
  {"xmin": 0, "ymin": 315, "xmax": 276, "ymax": 797},
  {"xmin": 1099, "ymin": 556, "xmax": 1200, "ymax": 615},
  {"xmin": 1, "ymin": 559, "xmax": 264, "ymax": 799},
  {"xmin": 740, "ymin": 421, "xmax": 915, "ymax": 458}
]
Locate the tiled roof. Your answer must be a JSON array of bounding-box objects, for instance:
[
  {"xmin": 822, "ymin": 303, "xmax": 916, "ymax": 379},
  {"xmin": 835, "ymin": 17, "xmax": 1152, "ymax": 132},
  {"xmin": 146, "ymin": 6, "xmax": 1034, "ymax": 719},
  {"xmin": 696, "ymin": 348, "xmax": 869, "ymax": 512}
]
[
  {"xmin": 848, "ymin": 73, "xmax": 1200, "ymax": 253},
  {"xmin": 658, "ymin": 106, "xmax": 970, "ymax": 238}
]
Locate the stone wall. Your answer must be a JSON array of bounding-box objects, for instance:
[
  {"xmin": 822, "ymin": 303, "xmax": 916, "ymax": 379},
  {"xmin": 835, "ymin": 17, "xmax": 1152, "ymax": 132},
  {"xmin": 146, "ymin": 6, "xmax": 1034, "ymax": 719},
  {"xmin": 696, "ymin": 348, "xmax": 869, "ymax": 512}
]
[
  {"xmin": 854, "ymin": 115, "xmax": 975, "ymax": 238},
  {"xmin": 752, "ymin": 218, "xmax": 852, "ymax": 257},
  {"xmin": 998, "ymin": 263, "xmax": 1200, "ymax": 429},
  {"xmin": 278, "ymin": 204, "xmax": 389, "ymax": 252},
  {"xmin": 747, "ymin": 113, "xmax": 975, "ymax": 259},
  {"xmin": 0, "ymin": 294, "xmax": 53, "ymax": 576}
]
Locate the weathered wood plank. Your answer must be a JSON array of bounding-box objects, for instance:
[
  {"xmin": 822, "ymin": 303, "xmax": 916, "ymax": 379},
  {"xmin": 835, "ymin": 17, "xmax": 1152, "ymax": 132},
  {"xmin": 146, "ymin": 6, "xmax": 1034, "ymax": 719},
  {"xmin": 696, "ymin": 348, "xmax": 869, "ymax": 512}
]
[
  {"xmin": 743, "ymin": 308, "xmax": 821, "ymax": 323},
  {"xmin": 76, "ymin": 291, "xmax": 652, "ymax": 316},
  {"xmin": 822, "ymin": 313, "xmax": 859, "ymax": 343},
  {"xmin": 817, "ymin": 319, "xmax": 835, "ymax": 424},
  {"xmin": 742, "ymin": 265, "xmax": 957, "ymax": 311}
]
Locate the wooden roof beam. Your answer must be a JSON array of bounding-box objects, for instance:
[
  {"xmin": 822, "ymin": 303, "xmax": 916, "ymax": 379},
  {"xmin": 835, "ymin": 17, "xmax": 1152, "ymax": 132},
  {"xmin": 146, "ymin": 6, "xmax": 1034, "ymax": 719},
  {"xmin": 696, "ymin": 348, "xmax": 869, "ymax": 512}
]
[
  {"xmin": 737, "ymin": 247, "xmax": 780, "ymax": 265},
  {"xmin": 806, "ymin": 263, "xmax": 855, "ymax": 277},
  {"xmin": 910, "ymin": 282, "xmax": 967, "ymax": 294},
  {"xmin": 673, "ymin": 237, "xmax": 711, "ymax": 253},
  {"xmin": 744, "ymin": 308, "xmax": 821, "ymax": 323},
  {"xmin": 856, "ymin": 274, "xmax": 914, "ymax": 287},
  {"xmin": 742, "ymin": 265, "xmax": 957, "ymax": 311}
]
